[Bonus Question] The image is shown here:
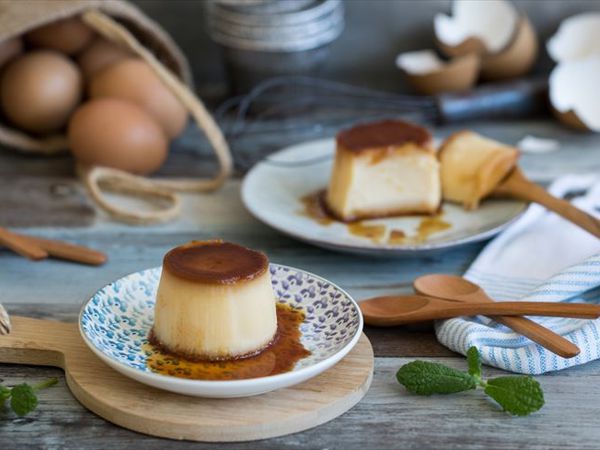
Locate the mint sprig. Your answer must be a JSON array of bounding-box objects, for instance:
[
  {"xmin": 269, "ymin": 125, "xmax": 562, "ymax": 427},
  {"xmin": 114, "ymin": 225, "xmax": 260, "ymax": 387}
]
[
  {"xmin": 1, "ymin": 378, "xmax": 57, "ymax": 417},
  {"xmin": 396, "ymin": 347, "xmax": 544, "ymax": 416}
]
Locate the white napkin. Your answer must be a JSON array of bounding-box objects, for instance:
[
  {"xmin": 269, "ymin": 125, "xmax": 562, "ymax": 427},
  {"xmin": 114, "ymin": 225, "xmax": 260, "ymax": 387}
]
[{"xmin": 436, "ymin": 175, "xmax": 600, "ymax": 374}]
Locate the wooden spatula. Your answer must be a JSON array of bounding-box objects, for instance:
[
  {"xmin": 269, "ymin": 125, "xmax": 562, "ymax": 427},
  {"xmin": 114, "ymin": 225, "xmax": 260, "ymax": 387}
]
[{"xmin": 493, "ymin": 167, "xmax": 600, "ymax": 239}]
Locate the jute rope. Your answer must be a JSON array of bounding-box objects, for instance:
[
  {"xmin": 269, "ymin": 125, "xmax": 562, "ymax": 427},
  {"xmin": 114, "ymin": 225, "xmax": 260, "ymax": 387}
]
[{"xmin": 78, "ymin": 10, "xmax": 233, "ymax": 224}]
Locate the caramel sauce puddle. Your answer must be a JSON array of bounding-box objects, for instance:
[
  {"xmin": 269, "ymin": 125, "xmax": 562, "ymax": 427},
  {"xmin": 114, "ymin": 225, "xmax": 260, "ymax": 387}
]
[
  {"xmin": 144, "ymin": 304, "xmax": 310, "ymax": 381},
  {"xmin": 298, "ymin": 189, "xmax": 451, "ymax": 244}
]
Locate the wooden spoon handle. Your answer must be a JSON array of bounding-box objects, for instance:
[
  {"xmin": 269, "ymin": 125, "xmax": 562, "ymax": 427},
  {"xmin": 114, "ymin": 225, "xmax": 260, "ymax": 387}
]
[
  {"xmin": 14, "ymin": 234, "xmax": 107, "ymax": 266},
  {"xmin": 496, "ymin": 168, "xmax": 600, "ymax": 238},
  {"xmin": 435, "ymin": 301, "xmax": 600, "ymax": 319},
  {"xmin": 0, "ymin": 227, "xmax": 47, "ymax": 261},
  {"xmin": 492, "ymin": 315, "xmax": 579, "ymax": 358}
]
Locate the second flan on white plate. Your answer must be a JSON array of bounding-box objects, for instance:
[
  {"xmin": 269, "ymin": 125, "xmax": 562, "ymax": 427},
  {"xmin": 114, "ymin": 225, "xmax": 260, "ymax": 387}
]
[{"xmin": 325, "ymin": 120, "xmax": 441, "ymax": 222}]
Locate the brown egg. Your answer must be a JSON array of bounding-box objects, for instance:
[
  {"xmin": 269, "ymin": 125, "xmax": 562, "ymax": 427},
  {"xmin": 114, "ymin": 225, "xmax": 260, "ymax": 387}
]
[
  {"xmin": 25, "ymin": 17, "xmax": 94, "ymax": 55},
  {"xmin": 89, "ymin": 59, "xmax": 187, "ymax": 138},
  {"xmin": 1, "ymin": 50, "xmax": 82, "ymax": 133},
  {"xmin": 68, "ymin": 98, "xmax": 168, "ymax": 175},
  {"xmin": 0, "ymin": 37, "xmax": 23, "ymax": 68},
  {"xmin": 77, "ymin": 38, "xmax": 134, "ymax": 79}
]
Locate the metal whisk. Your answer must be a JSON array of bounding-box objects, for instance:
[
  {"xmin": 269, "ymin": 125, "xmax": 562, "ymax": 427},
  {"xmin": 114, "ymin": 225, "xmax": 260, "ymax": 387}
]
[{"xmin": 215, "ymin": 75, "xmax": 548, "ymax": 170}]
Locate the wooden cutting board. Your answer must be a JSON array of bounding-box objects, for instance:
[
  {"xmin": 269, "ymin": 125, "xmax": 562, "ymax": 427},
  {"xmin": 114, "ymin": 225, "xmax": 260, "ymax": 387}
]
[{"xmin": 0, "ymin": 316, "xmax": 374, "ymax": 442}]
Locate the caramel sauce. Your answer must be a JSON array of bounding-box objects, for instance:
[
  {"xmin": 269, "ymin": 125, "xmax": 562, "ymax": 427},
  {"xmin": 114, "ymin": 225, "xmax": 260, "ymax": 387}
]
[
  {"xmin": 387, "ymin": 216, "xmax": 451, "ymax": 244},
  {"xmin": 369, "ymin": 149, "xmax": 391, "ymax": 165},
  {"xmin": 298, "ymin": 189, "xmax": 451, "ymax": 245},
  {"xmin": 143, "ymin": 304, "xmax": 310, "ymax": 381},
  {"xmin": 387, "ymin": 229, "xmax": 406, "ymax": 244},
  {"xmin": 299, "ymin": 190, "xmax": 333, "ymax": 225},
  {"xmin": 164, "ymin": 241, "xmax": 268, "ymax": 285},
  {"xmin": 415, "ymin": 216, "xmax": 451, "ymax": 242},
  {"xmin": 337, "ymin": 119, "xmax": 431, "ymax": 151},
  {"xmin": 347, "ymin": 222, "xmax": 386, "ymax": 242}
]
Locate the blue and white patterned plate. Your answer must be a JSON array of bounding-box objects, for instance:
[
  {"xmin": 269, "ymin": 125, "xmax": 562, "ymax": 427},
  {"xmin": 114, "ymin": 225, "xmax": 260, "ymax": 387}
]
[{"xmin": 79, "ymin": 264, "xmax": 363, "ymax": 398}]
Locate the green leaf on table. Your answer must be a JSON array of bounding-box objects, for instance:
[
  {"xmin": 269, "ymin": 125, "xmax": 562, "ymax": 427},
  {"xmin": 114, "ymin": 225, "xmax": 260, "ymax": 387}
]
[
  {"xmin": 484, "ymin": 376, "xmax": 545, "ymax": 416},
  {"xmin": 396, "ymin": 360, "xmax": 477, "ymax": 395},
  {"xmin": 10, "ymin": 384, "xmax": 38, "ymax": 417},
  {"xmin": 467, "ymin": 346, "xmax": 482, "ymax": 378},
  {"xmin": 0, "ymin": 385, "xmax": 10, "ymax": 402}
]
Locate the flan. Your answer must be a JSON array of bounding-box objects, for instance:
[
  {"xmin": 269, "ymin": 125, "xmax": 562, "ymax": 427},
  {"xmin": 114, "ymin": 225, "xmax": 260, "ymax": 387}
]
[
  {"xmin": 325, "ymin": 119, "xmax": 441, "ymax": 222},
  {"xmin": 439, "ymin": 131, "xmax": 519, "ymax": 209},
  {"xmin": 150, "ymin": 240, "xmax": 277, "ymax": 361}
]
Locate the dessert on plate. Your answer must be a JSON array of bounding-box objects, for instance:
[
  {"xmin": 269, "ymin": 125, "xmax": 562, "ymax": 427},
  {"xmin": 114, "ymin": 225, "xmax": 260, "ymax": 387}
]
[
  {"xmin": 325, "ymin": 119, "xmax": 441, "ymax": 222},
  {"xmin": 439, "ymin": 130, "xmax": 519, "ymax": 209},
  {"xmin": 150, "ymin": 240, "xmax": 277, "ymax": 361}
]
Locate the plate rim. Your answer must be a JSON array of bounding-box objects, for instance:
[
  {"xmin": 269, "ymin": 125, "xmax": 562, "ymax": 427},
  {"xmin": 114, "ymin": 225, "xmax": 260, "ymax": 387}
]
[
  {"xmin": 79, "ymin": 263, "xmax": 364, "ymax": 390},
  {"xmin": 241, "ymin": 137, "xmax": 528, "ymax": 254}
]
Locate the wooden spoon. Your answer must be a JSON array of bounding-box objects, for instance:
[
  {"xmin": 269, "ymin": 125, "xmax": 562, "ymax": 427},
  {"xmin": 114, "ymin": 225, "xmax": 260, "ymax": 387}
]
[
  {"xmin": 413, "ymin": 274, "xmax": 581, "ymax": 358},
  {"xmin": 361, "ymin": 295, "xmax": 600, "ymax": 327},
  {"xmin": 493, "ymin": 167, "xmax": 600, "ymax": 239}
]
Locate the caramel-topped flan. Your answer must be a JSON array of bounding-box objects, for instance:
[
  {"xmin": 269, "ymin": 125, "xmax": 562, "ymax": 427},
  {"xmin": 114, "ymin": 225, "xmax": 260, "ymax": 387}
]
[
  {"xmin": 439, "ymin": 131, "xmax": 519, "ymax": 209},
  {"xmin": 325, "ymin": 119, "xmax": 441, "ymax": 222},
  {"xmin": 150, "ymin": 240, "xmax": 277, "ymax": 361}
]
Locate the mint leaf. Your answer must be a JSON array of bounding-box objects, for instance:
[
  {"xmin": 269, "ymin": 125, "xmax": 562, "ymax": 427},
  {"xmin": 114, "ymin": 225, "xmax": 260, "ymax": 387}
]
[
  {"xmin": 10, "ymin": 384, "xmax": 38, "ymax": 417},
  {"xmin": 0, "ymin": 385, "xmax": 10, "ymax": 402},
  {"xmin": 484, "ymin": 376, "xmax": 544, "ymax": 416},
  {"xmin": 396, "ymin": 361, "xmax": 477, "ymax": 395},
  {"xmin": 467, "ymin": 346, "xmax": 482, "ymax": 378}
]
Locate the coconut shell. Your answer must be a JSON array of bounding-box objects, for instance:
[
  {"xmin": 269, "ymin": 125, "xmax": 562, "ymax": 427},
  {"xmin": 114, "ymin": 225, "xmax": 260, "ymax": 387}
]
[
  {"xmin": 552, "ymin": 107, "xmax": 591, "ymax": 132},
  {"xmin": 436, "ymin": 35, "xmax": 487, "ymax": 59},
  {"xmin": 403, "ymin": 53, "xmax": 480, "ymax": 95},
  {"xmin": 480, "ymin": 16, "xmax": 538, "ymax": 80}
]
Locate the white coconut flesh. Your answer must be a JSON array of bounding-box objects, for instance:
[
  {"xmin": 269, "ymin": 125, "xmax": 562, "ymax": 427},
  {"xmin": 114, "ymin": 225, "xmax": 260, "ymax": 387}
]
[
  {"xmin": 549, "ymin": 56, "xmax": 600, "ymax": 131},
  {"xmin": 395, "ymin": 50, "xmax": 445, "ymax": 74},
  {"xmin": 434, "ymin": 0, "xmax": 518, "ymax": 53},
  {"xmin": 547, "ymin": 13, "xmax": 600, "ymax": 63}
]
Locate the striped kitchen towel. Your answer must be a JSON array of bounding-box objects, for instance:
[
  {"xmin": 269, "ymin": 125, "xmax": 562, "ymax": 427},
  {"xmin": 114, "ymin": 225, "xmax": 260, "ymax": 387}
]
[{"xmin": 436, "ymin": 174, "xmax": 600, "ymax": 374}]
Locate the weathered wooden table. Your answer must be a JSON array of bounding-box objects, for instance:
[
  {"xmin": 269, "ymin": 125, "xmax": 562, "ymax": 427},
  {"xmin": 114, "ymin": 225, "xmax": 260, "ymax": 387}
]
[{"xmin": 1, "ymin": 119, "xmax": 600, "ymax": 449}]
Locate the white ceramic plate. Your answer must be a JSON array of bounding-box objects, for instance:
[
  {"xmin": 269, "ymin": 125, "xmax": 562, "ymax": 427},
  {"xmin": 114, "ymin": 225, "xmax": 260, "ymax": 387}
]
[
  {"xmin": 242, "ymin": 138, "xmax": 527, "ymax": 256},
  {"xmin": 79, "ymin": 264, "xmax": 363, "ymax": 398}
]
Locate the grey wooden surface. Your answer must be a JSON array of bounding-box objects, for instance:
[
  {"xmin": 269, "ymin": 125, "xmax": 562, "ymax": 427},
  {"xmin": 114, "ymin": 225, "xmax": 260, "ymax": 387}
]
[{"xmin": 1, "ymin": 119, "xmax": 600, "ymax": 449}]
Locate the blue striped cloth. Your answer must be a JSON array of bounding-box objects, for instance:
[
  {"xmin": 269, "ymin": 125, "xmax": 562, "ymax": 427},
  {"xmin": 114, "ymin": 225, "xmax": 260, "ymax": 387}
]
[{"xmin": 436, "ymin": 175, "xmax": 600, "ymax": 374}]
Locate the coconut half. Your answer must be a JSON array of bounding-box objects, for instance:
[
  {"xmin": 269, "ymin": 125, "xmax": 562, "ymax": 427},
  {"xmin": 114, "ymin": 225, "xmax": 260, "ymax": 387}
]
[
  {"xmin": 549, "ymin": 56, "xmax": 600, "ymax": 131},
  {"xmin": 395, "ymin": 50, "xmax": 479, "ymax": 95},
  {"xmin": 434, "ymin": 0, "xmax": 537, "ymax": 80},
  {"xmin": 547, "ymin": 13, "xmax": 600, "ymax": 63},
  {"xmin": 547, "ymin": 13, "xmax": 600, "ymax": 131}
]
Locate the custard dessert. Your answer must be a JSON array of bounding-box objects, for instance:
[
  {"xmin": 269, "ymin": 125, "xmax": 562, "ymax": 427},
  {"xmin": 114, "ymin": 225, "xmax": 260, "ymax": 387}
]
[
  {"xmin": 150, "ymin": 240, "xmax": 277, "ymax": 361},
  {"xmin": 439, "ymin": 131, "xmax": 519, "ymax": 209},
  {"xmin": 325, "ymin": 119, "xmax": 441, "ymax": 222}
]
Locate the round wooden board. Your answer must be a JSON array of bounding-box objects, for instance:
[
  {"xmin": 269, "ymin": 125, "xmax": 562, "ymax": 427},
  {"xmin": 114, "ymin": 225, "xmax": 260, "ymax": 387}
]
[{"xmin": 0, "ymin": 317, "xmax": 374, "ymax": 442}]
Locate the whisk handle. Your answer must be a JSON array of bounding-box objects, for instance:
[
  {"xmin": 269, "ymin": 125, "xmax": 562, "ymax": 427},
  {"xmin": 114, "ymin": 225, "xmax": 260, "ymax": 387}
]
[{"xmin": 435, "ymin": 77, "xmax": 548, "ymax": 124}]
